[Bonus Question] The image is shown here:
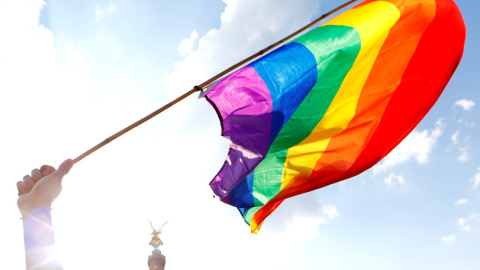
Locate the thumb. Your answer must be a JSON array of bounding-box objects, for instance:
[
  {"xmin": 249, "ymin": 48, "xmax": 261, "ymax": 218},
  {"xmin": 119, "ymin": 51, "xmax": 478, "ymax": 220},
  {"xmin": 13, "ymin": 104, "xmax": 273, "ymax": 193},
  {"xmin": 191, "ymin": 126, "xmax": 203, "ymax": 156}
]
[{"xmin": 54, "ymin": 159, "xmax": 74, "ymax": 178}]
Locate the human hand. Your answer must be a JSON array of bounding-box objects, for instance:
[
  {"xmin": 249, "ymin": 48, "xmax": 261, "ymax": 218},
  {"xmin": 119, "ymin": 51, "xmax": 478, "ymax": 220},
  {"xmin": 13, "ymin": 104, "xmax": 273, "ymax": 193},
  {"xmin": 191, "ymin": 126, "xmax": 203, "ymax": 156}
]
[{"xmin": 17, "ymin": 159, "xmax": 74, "ymax": 218}]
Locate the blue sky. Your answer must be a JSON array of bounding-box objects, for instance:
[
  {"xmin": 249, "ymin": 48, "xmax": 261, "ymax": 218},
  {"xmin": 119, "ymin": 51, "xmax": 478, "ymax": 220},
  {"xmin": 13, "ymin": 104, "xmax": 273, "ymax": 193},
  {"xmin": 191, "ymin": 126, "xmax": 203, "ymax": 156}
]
[{"xmin": 0, "ymin": 0, "xmax": 478, "ymax": 269}]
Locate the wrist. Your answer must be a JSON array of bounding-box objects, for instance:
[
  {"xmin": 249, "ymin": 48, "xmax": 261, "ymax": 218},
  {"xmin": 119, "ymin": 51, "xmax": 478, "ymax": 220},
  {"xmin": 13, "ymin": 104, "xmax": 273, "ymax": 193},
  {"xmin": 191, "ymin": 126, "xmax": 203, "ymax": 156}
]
[
  {"xmin": 18, "ymin": 193, "xmax": 52, "ymax": 219},
  {"xmin": 21, "ymin": 207, "xmax": 53, "ymax": 223}
]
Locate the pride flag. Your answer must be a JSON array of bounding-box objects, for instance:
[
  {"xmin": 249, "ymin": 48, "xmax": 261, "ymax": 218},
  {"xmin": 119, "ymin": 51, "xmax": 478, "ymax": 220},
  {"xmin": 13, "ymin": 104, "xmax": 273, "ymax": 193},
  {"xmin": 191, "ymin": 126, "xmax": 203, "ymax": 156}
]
[{"xmin": 204, "ymin": 0, "xmax": 465, "ymax": 233}]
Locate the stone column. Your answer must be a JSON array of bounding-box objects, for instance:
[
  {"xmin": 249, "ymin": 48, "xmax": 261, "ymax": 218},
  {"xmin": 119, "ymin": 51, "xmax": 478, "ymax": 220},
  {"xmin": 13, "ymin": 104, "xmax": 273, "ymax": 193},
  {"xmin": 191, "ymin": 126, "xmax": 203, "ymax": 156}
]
[{"xmin": 148, "ymin": 250, "xmax": 166, "ymax": 270}]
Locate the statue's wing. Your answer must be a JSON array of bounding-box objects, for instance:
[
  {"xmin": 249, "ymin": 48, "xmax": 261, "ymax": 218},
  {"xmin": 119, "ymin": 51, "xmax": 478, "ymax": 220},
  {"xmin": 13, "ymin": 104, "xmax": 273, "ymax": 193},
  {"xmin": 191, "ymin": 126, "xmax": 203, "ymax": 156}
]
[
  {"xmin": 158, "ymin": 221, "xmax": 168, "ymax": 232},
  {"xmin": 147, "ymin": 219, "xmax": 156, "ymax": 232}
]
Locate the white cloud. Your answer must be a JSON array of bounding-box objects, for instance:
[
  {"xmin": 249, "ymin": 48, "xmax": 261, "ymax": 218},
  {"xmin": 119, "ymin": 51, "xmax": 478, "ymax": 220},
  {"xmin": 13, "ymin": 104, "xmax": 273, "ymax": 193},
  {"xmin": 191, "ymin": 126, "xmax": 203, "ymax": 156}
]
[
  {"xmin": 457, "ymin": 218, "xmax": 471, "ymax": 232},
  {"xmin": 322, "ymin": 205, "xmax": 340, "ymax": 220},
  {"xmin": 457, "ymin": 213, "xmax": 480, "ymax": 233},
  {"xmin": 262, "ymin": 194, "xmax": 340, "ymax": 250},
  {"xmin": 454, "ymin": 199, "xmax": 468, "ymax": 206},
  {"xmin": 451, "ymin": 130, "xmax": 460, "ymax": 144},
  {"xmin": 472, "ymin": 168, "xmax": 480, "ymax": 189},
  {"xmin": 441, "ymin": 235, "xmax": 456, "ymax": 244},
  {"xmin": 384, "ymin": 173, "xmax": 406, "ymax": 186},
  {"xmin": 454, "ymin": 99, "xmax": 475, "ymax": 111},
  {"xmin": 457, "ymin": 147, "xmax": 469, "ymax": 162},
  {"xmin": 280, "ymin": 216, "xmax": 327, "ymax": 248},
  {"xmin": 95, "ymin": 2, "xmax": 116, "ymax": 21},
  {"xmin": 451, "ymin": 131, "xmax": 469, "ymax": 162},
  {"xmin": 373, "ymin": 120, "xmax": 443, "ymax": 174},
  {"xmin": 279, "ymin": 204, "xmax": 339, "ymax": 248},
  {"xmin": 177, "ymin": 30, "xmax": 199, "ymax": 57},
  {"xmin": 457, "ymin": 218, "xmax": 466, "ymax": 226}
]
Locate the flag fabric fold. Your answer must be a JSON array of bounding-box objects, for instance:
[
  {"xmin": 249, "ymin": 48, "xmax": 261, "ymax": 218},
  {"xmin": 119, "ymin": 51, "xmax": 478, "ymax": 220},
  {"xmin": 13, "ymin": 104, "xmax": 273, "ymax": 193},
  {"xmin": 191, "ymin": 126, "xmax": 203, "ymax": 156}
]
[{"xmin": 204, "ymin": 0, "xmax": 466, "ymax": 233}]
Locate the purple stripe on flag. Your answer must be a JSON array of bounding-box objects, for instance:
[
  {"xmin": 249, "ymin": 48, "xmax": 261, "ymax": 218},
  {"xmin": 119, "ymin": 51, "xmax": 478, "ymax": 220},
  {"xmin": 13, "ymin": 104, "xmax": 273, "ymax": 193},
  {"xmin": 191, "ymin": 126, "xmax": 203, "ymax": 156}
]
[{"xmin": 206, "ymin": 66, "xmax": 273, "ymax": 201}]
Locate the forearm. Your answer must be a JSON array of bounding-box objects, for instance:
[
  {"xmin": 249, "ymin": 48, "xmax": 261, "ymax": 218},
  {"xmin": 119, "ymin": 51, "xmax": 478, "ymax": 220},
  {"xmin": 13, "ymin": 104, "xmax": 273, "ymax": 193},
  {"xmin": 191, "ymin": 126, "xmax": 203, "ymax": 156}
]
[{"xmin": 22, "ymin": 207, "xmax": 63, "ymax": 270}]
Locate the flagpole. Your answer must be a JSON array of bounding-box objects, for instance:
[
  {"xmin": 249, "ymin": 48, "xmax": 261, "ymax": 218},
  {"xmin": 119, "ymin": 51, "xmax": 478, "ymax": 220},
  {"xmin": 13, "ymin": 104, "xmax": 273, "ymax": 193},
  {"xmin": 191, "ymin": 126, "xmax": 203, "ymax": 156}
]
[{"xmin": 72, "ymin": 0, "xmax": 360, "ymax": 164}]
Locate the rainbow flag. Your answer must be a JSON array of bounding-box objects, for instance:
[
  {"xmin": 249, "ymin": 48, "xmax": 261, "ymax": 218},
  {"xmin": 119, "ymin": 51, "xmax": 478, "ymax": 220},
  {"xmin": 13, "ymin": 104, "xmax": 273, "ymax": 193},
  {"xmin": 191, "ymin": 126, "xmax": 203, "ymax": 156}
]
[{"xmin": 204, "ymin": 0, "xmax": 465, "ymax": 233}]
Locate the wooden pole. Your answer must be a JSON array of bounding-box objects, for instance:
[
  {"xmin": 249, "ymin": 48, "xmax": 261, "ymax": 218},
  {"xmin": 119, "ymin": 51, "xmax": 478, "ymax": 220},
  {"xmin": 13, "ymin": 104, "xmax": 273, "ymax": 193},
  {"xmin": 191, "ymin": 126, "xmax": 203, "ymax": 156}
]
[
  {"xmin": 72, "ymin": 0, "xmax": 360, "ymax": 164},
  {"xmin": 73, "ymin": 88, "xmax": 197, "ymax": 163}
]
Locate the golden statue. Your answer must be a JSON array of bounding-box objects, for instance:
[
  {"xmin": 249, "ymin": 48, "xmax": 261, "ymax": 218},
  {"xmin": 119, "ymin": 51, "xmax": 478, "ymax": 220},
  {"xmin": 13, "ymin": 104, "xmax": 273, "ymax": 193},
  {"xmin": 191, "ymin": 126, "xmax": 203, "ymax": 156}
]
[{"xmin": 148, "ymin": 220, "xmax": 168, "ymax": 250}]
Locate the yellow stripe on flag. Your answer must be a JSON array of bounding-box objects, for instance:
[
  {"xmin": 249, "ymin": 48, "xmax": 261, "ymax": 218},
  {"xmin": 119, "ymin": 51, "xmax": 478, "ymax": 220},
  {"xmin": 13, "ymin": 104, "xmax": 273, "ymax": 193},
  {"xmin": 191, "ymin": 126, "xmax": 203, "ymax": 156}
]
[{"xmin": 281, "ymin": 1, "xmax": 401, "ymax": 190}]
